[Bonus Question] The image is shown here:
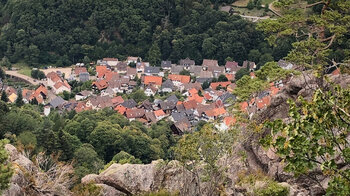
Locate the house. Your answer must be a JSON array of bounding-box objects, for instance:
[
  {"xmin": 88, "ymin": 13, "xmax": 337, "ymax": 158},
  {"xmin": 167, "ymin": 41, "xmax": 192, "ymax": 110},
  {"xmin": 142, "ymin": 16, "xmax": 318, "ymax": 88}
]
[
  {"xmin": 179, "ymin": 58, "xmax": 195, "ymax": 67},
  {"xmin": 116, "ymin": 62, "xmax": 128, "ymax": 73},
  {"xmin": 171, "ymin": 118, "xmax": 191, "ymax": 134},
  {"xmin": 202, "ymin": 59, "xmax": 218, "ymax": 70},
  {"xmin": 171, "ymin": 65, "xmax": 185, "ymax": 75},
  {"xmin": 161, "ymin": 61, "xmax": 172, "ymax": 70},
  {"xmin": 22, "ymin": 89, "xmax": 33, "ymax": 103},
  {"xmin": 92, "ymin": 80, "xmax": 108, "ymax": 91},
  {"xmin": 154, "ymin": 109, "xmax": 166, "ymax": 120},
  {"xmin": 250, "ymin": 72, "xmax": 256, "ymax": 79},
  {"xmin": 278, "ymin": 60, "xmax": 294, "ymax": 70},
  {"xmin": 145, "ymin": 112, "xmax": 157, "ymax": 124},
  {"xmin": 127, "ymin": 56, "xmax": 140, "ymax": 65},
  {"xmin": 121, "ymin": 99, "xmax": 137, "ymax": 108},
  {"xmin": 144, "ymin": 67, "xmax": 160, "ymax": 76},
  {"xmin": 225, "ymin": 74, "xmax": 234, "ymax": 81},
  {"xmin": 196, "ymin": 78, "xmax": 213, "ymax": 84},
  {"xmin": 8, "ymin": 93, "xmax": 17, "ymax": 103},
  {"xmin": 225, "ymin": 61, "xmax": 240, "ymax": 73},
  {"xmin": 183, "ymin": 100, "xmax": 198, "ymax": 110},
  {"xmin": 168, "ymin": 74, "xmax": 191, "ymax": 87},
  {"xmin": 115, "ymin": 105, "xmax": 127, "ymax": 115},
  {"xmin": 49, "ymin": 96, "xmax": 66, "ymax": 108},
  {"xmin": 216, "ymin": 116, "xmax": 236, "ymax": 131},
  {"xmin": 28, "ymin": 85, "xmax": 48, "ymax": 104},
  {"xmin": 103, "ymin": 58, "xmax": 119, "ymax": 66},
  {"xmin": 189, "ymin": 66, "xmax": 203, "ymax": 77},
  {"xmin": 144, "ymin": 85, "xmax": 157, "ymax": 96},
  {"xmin": 204, "ymin": 107, "xmax": 226, "ymax": 120},
  {"xmin": 183, "ymin": 82, "xmax": 202, "ymax": 91},
  {"xmin": 208, "ymin": 66, "xmax": 225, "ymax": 78},
  {"xmin": 53, "ymin": 81, "xmax": 71, "ymax": 94},
  {"xmin": 242, "ymin": 61, "xmax": 256, "ymax": 71},
  {"xmin": 79, "ymin": 72, "xmax": 90, "ymax": 82},
  {"xmin": 170, "ymin": 112, "xmax": 187, "ymax": 122},
  {"xmin": 139, "ymin": 100, "xmax": 153, "ymax": 111},
  {"xmin": 74, "ymin": 67, "xmax": 87, "ymax": 77},
  {"xmin": 227, "ymin": 83, "xmax": 236, "ymax": 93},
  {"xmin": 188, "ymin": 94, "xmax": 204, "ymax": 104},
  {"xmin": 199, "ymin": 70, "xmax": 213, "ymax": 78},
  {"xmin": 210, "ymin": 81, "xmax": 231, "ymax": 90},
  {"xmin": 96, "ymin": 66, "xmax": 108, "ymax": 78},
  {"xmin": 136, "ymin": 62, "xmax": 148, "ymax": 76},
  {"xmin": 126, "ymin": 67, "xmax": 137, "ymax": 79},
  {"xmin": 216, "ymin": 93, "xmax": 236, "ymax": 107},
  {"xmin": 143, "ymin": 76, "xmax": 162, "ymax": 87},
  {"xmin": 75, "ymin": 102, "xmax": 91, "ymax": 113},
  {"xmin": 112, "ymin": 96, "xmax": 124, "ymax": 106},
  {"xmin": 126, "ymin": 108, "xmax": 145, "ymax": 120},
  {"xmin": 161, "ymin": 79, "xmax": 175, "ymax": 93}
]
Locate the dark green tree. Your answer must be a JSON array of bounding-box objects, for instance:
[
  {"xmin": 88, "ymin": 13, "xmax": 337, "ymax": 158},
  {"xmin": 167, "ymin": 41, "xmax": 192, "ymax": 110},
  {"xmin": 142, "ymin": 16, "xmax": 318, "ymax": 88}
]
[
  {"xmin": 218, "ymin": 74, "xmax": 228, "ymax": 82},
  {"xmin": 247, "ymin": 0, "xmax": 255, "ymax": 10},
  {"xmin": 147, "ymin": 42, "xmax": 161, "ymax": 66},
  {"xmin": 235, "ymin": 68, "xmax": 250, "ymax": 81},
  {"xmin": 0, "ymin": 139, "xmax": 13, "ymax": 194},
  {"xmin": 15, "ymin": 88, "xmax": 24, "ymax": 107},
  {"xmin": 1, "ymin": 91, "xmax": 8, "ymax": 103},
  {"xmin": 0, "ymin": 57, "xmax": 11, "ymax": 70}
]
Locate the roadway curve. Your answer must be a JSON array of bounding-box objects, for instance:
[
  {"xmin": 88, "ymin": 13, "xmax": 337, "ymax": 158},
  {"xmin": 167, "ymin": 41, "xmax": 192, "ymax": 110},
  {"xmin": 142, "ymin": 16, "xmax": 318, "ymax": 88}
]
[{"xmin": 5, "ymin": 70, "xmax": 46, "ymax": 86}]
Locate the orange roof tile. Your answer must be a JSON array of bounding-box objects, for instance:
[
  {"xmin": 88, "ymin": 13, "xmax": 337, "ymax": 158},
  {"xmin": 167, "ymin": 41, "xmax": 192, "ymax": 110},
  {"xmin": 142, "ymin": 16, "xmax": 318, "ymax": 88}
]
[
  {"xmin": 168, "ymin": 74, "xmax": 191, "ymax": 84},
  {"xmin": 154, "ymin": 109, "xmax": 166, "ymax": 117},
  {"xmin": 240, "ymin": 102, "xmax": 248, "ymax": 112},
  {"xmin": 115, "ymin": 105, "xmax": 127, "ymax": 114},
  {"xmin": 205, "ymin": 107, "xmax": 226, "ymax": 117},
  {"xmin": 144, "ymin": 76, "xmax": 162, "ymax": 86},
  {"xmin": 112, "ymin": 96, "xmax": 124, "ymax": 105},
  {"xmin": 224, "ymin": 116, "xmax": 236, "ymax": 126},
  {"xmin": 250, "ymin": 72, "xmax": 256, "ymax": 78},
  {"xmin": 188, "ymin": 88, "xmax": 198, "ymax": 96},
  {"xmin": 257, "ymin": 96, "xmax": 271, "ymax": 109},
  {"xmin": 96, "ymin": 66, "xmax": 108, "ymax": 78},
  {"xmin": 210, "ymin": 81, "xmax": 231, "ymax": 89},
  {"xmin": 93, "ymin": 80, "xmax": 108, "ymax": 90},
  {"xmin": 188, "ymin": 94, "xmax": 204, "ymax": 103},
  {"xmin": 332, "ymin": 68, "xmax": 340, "ymax": 76},
  {"xmin": 225, "ymin": 74, "xmax": 234, "ymax": 81},
  {"xmin": 183, "ymin": 100, "xmax": 198, "ymax": 110},
  {"xmin": 177, "ymin": 101, "xmax": 183, "ymax": 105},
  {"xmin": 270, "ymin": 86, "xmax": 280, "ymax": 96},
  {"xmin": 204, "ymin": 93, "xmax": 212, "ymax": 100}
]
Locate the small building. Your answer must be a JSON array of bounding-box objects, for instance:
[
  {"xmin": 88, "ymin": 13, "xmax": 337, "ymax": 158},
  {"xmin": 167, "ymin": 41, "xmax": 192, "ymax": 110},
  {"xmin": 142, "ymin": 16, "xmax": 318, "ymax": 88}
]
[{"xmin": 161, "ymin": 61, "xmax": 172, "ymax": 70}]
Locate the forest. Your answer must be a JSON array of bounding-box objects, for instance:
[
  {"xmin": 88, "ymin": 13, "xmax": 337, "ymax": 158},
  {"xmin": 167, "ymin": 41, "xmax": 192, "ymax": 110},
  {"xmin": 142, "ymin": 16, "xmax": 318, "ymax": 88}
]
[{"xmin": 0, "ymin": 0, "xmax": 291, "ymax": 67}]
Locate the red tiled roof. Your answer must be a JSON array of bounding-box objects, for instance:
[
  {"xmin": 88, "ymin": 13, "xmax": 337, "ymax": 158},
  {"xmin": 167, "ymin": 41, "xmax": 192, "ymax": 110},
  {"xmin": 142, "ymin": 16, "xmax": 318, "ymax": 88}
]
[
  {"xmin": 115, "ymin": 105, "xmax": 127, "ymax": 114},
  {"xmin": 202, "ymin": 59, "xmax": 218, "ymax": 67},
  {"xmin": 105, "ymin": 71, "xmax": 119, "ymax": 82},
  {"xmin": 204, "ymin": 93, "xmax": 212, "ymax": 100},
  {"xmin": 47, "ymin": 72, "xmax": 61, "ymax": 83},
  {"xmin": 93, "ymin": 80, "xmax": 108, "ymax": 90},
  {"xmin": 103, "ymin": 58, "xmax": 118, "ymax": 61},
  {"xmin": 74, "ymin": 67, "xmax": 87, "ymax": 75},
  {"xmin": 257, "ymin": 96, "xmax": 271, "ymax": 109},
  {"xmin": 183, "ymin": 100, "xmax": 198, "ymax": 110},
  {"xmin": 225, "ymin": 74, "xmax": 234, "ymax": 81},
  {"xmin": 112, "ymin": 96, "xmax": 124, "ymax": 105},
  {"xmin": 250, "ymin": 72, "xmax": 256, "ymax": 78},
  {"xmin": 240, "ymin": 102, "xmax": 248, "ymax": 112},
  {"xmin": 126, "ymin": 108, "xmax": 145, "ymax": 118},
  {"xmin": 154, "ymin": 109, "xmax": 166, "ymax": 117},
  {"xmin": 225, "ymin": 61, "xmax": 238, "ymax": 69},
  {"xmin": 224, "ymin": 116, "xmax": 236, "ymax": 126},
  {"xmin": 205, "ymin": 107, "xmax": 226, "ymax": 117},
  {"xmin": 144, "ymin": 76, "xmax": 162, "ymax": 86},
  {"xmin": 96, "ymin": 66, "xmax": 108, "ymax": 78},
  {"xmin": 270, "ymin": 86, "xmax": 280, "ymax": 96},
  {"xmin": 188, "ymin": 88, "xmax": 198, "ymax": 96},
  {"xmin": 168, "ymin": 74, "xmax": 191, "ymax": 84},
  {"xmin": 54, "ymin": 80, "xmax": 71, "ymax": 90},
  {"xmin": 210, "ymin": 81, "xmax": 231, "ymax": 89},
  {"xmin": 188, "ymin": 94, "xmax": 204, "ymax": 103}
]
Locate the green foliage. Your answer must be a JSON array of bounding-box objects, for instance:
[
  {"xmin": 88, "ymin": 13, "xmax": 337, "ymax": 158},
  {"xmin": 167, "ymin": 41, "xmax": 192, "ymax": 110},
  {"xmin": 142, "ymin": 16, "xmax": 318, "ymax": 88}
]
[
  {"xmin": 15, "ymin": 88, "xmax": 24, "ymax": 107},
  {"xmin": 202, "ymin": 81, "xmax": 210, "ymax": 89},
  {"xmin": 174, "ymin": 124, "xmax": 236, "ymax": 195},
  {"xmin": 18, "ymin": 131, "xmax": 37, "ymax": 147},
  {"xmin": 0, "ymin": 139, "xmax": 13, "ymax": 194},
  {"xmin": 31, "ymin": 69, "xmax": 46, "ymax": 80},
  {"xmin": 0, "ymin": 57, "xmax": 11, "ymax": 70},
  {"xmin": 247, "ymin": 0, "xmax": 255, "ymax": 10},
  {"xmin": 179, "ymin": 69, "xmax": 191, "ymax": 76},
  {"xmin": 0, "ymin": 67, "xmax": 5, "ymax": 79},
  {"xmin": 234, "ymin": 75, "xmax": 268, "ymax": 101},
  {"xmin": 1, "ymin": 91, "xmax": 8, "ymax": 103},
  {"xmin": 72, "ymin": 183, "xmax": 102, "ymax": 196},
  {"xmin": 235, "ymin": 68, "xmax": 250, "ymax": 81},
  {"xmin": 129, "ymin": 89, "xmax": 147, "ymax": 104},
  {"xmin": 255, "ymin": 182, "xmax": 289, "ymax": 196},
  {"xmin": 218, "ymin": 74, "xmax": 228, "ymax": 82},
  {"xmin": 257, "ymin": 0, "xmax": 350, "ymax": 75},
  {"xmin": 255, "ymin": 61, "xmax": 296, "ymax": 82},
  {"xmin": 73, "ymin": 144, "xmax": 103, "ymax": 179},
  {"xmin": 112, "ymin": 151, "xmax": 142, "ymax": 164},
  {"xmin": 0, "ymin": 0, "xmax": 268, "ymax": 66},
  {"xmin": 263, "ymin": 86, "xmax": 350, "ymax": 195}
]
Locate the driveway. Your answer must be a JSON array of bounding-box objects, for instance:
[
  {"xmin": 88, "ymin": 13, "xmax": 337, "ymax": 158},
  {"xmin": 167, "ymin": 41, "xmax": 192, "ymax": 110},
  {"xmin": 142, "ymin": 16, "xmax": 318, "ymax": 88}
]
[{"xmin": 5, "ymin": 70, "xmax": 46, "ymax": 86}]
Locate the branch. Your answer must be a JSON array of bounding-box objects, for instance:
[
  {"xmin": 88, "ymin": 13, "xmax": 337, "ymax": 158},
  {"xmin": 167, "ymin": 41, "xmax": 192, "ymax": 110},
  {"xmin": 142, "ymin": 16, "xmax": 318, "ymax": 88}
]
[
  {"xmin": 322, "ymin": 34, "xmax": 336, "ymax": 50},
  {"xmin": 306, "ymin": 1, "xmax": 325, "ymax": 8}
]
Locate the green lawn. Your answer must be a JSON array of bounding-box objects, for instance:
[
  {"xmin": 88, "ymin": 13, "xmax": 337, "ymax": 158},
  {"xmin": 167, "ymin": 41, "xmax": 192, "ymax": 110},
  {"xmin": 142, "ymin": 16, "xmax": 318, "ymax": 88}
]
[{"xmin": 13, "ymin": 62, "xmax": 32, "ymax": 77}]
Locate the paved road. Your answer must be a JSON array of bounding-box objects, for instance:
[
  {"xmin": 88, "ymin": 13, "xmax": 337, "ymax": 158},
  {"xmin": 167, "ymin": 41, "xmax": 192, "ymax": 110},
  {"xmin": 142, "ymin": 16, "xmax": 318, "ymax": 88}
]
[{"xmin": 5, "ymin": 70, "xmax": 46, "ymax": 86}]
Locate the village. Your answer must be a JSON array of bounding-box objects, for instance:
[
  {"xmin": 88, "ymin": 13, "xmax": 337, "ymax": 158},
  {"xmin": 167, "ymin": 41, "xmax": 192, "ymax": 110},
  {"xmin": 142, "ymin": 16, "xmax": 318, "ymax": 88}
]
[{"xmin": 0, "ymin": 57, "xmax": 301, "ymax": 134}]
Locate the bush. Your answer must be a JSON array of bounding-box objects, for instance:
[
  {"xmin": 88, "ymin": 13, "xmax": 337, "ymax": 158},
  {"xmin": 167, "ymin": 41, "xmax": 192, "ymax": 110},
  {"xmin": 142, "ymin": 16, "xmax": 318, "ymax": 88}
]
[{"xmin": 255, "ymin": 182, "xmax": 289, "ymax": 196}]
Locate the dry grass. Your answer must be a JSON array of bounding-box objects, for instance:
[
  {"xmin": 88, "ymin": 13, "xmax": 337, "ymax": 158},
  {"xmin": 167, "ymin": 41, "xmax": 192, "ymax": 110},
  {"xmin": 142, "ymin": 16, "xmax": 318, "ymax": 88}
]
[{"xmin": 232, "ymin": 0, "xmax": 249, "ymax": 7}]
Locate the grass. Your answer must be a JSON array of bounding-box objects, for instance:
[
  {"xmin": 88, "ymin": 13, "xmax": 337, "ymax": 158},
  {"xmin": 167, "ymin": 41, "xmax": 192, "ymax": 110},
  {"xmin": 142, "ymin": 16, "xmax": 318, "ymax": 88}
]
[
  {"xmin": 262, "ymin": 0, "xmax": 274, "ymax": 5},
  {"xmin": 13, "ymin": 62, "xmax": 32, "ymax": 77},
  {"xmin": 232, "ymin": 0, "xmax": 249, "ymax": 7}
]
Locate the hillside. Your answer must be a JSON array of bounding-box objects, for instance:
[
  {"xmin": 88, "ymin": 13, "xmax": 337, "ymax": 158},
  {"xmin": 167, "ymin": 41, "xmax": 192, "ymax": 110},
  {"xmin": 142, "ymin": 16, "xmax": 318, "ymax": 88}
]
[{"xmin": 0, "ymin": 0, "xmax": 280, "ymax": 67}]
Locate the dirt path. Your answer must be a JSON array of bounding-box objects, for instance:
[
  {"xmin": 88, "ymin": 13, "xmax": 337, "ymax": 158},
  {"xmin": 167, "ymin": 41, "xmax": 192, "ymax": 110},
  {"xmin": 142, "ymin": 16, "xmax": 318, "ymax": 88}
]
[{"xmin": 5, "ymin": 70, "xmax": 46, "ymax": 86}]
